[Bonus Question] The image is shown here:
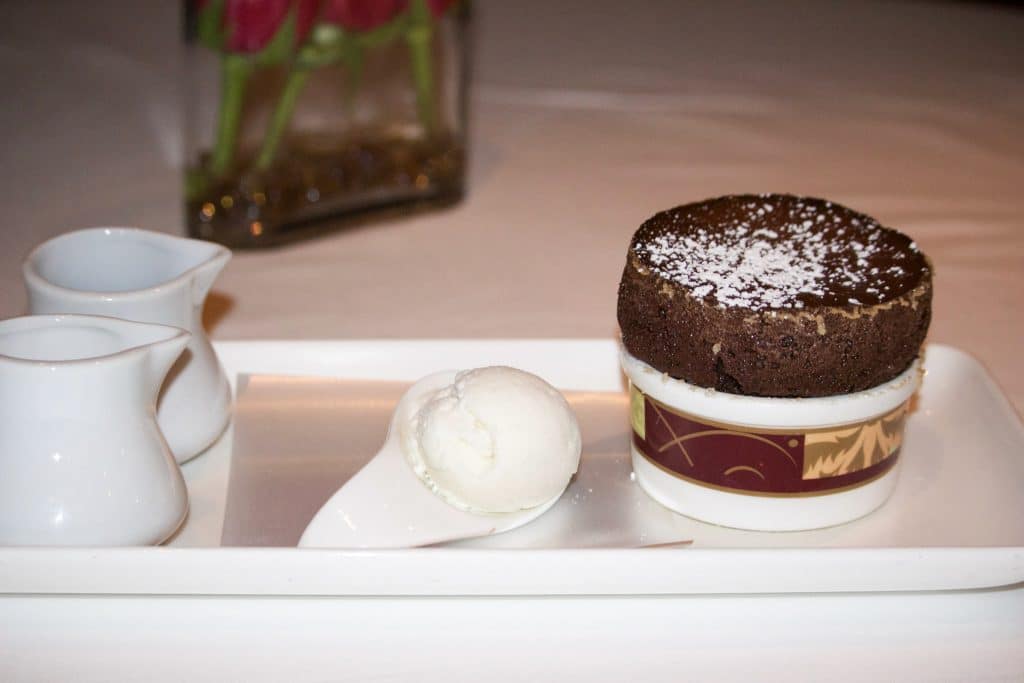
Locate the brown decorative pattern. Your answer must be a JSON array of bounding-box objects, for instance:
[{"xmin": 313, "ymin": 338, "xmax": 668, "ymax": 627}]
[
  {"xmin": 803, "ymin": 404, "xmax": 908, "ymax": 479},
  {"xmin": 631, "ymin": 383, "xmax": 908, "ymax": 496}
]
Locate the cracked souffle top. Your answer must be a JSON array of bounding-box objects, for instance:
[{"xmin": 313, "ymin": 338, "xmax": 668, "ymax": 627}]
[{"xmin": 617, "ymin": 194, "xmax": 932, "ymax": 397}]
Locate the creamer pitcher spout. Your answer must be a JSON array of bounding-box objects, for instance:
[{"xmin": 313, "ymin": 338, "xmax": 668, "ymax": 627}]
[
  {"xmin": 191, "ymin": 243, "xmax": 231, "ymax": 307},
  {"xmin": 140, "ymin": 327, "xmax": 192, "ymax": 400}
]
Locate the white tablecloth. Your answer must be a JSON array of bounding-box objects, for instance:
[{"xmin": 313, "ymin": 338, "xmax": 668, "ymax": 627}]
[{"xmin": 1, "ymin": 1, "xmax": 1022, "ymax": 680}]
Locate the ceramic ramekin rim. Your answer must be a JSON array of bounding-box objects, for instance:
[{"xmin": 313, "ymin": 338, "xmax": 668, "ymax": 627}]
[{"xmin": 620, "ymin": 346, "xmax": 923, "ymax": 430}]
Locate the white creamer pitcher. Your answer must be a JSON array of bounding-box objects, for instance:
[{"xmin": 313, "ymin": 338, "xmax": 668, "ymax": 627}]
[
  {"xmin": 23, "ymin": 228, "xmax": 232, "ymax": 463},
  {"xmin": 0, "ymin": 315, "xmax": 190, "ymax": 546}
]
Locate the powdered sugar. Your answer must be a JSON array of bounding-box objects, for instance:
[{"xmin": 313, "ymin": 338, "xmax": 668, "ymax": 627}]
[{"xmin": 633, "ymin": 195, "xmax": 921, "ymax": 311}]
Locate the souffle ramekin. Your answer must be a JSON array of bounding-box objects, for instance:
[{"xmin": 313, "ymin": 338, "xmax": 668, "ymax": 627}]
[{"xmin": 622, "ymin": 348, "xmax": 923, "ymax": 531}]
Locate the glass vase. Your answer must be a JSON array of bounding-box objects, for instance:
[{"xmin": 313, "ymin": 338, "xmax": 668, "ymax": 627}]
[{"xmin": 183, "ymin": 0, "xmax": 469, "ymax": 248}]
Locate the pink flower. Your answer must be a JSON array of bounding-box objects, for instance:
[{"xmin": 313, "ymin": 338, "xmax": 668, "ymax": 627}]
[
  {"xmin": 425, "ymin": 0, "xmax": 457, "ymax": 17},
  {"xmin": 322, "ymin": 0, "xmax": 456, "ymax": 32},
  {"xmin": 214, "ymin": 0, "xmax": 321, "ymax": 54},
  {"xmin": 322, "ymin": 0, "xmax": 406, "ymax": 31}
]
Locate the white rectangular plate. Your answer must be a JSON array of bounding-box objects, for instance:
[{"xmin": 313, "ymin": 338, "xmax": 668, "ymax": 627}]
[{"xmin": 1, "ymin": 340, "xmax": 1022, "ymax": 596}]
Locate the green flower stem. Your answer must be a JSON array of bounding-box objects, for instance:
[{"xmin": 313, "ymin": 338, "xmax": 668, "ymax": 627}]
[
  {"xmin": 340, "ymin": 45, "xmax": 364, "ymax": 116},
  {"xmin": 209, "ymin": 54, "xmax": 250, "ymax": 178},
  {"xmin": 255, "ymin": 66, "xmax": 311, "ymax": 171},
  {"xmin": 405, "ymin": 1, "xmax": 437, "ymax": 136}
]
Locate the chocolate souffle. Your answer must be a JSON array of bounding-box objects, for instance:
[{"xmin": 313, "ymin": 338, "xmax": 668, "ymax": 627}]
[{"xmin": 617, "ymin": 194, "xmax": 932, "ymax": 397}]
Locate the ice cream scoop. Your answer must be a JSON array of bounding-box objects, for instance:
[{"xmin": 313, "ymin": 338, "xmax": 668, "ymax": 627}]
[
  {"xmin": 403, "ymin": 367, "xmax": 582, "ymax": 513},
  {"xmin": 299, "ymin": 368, "xmax": 580, "ymax": 548}
]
